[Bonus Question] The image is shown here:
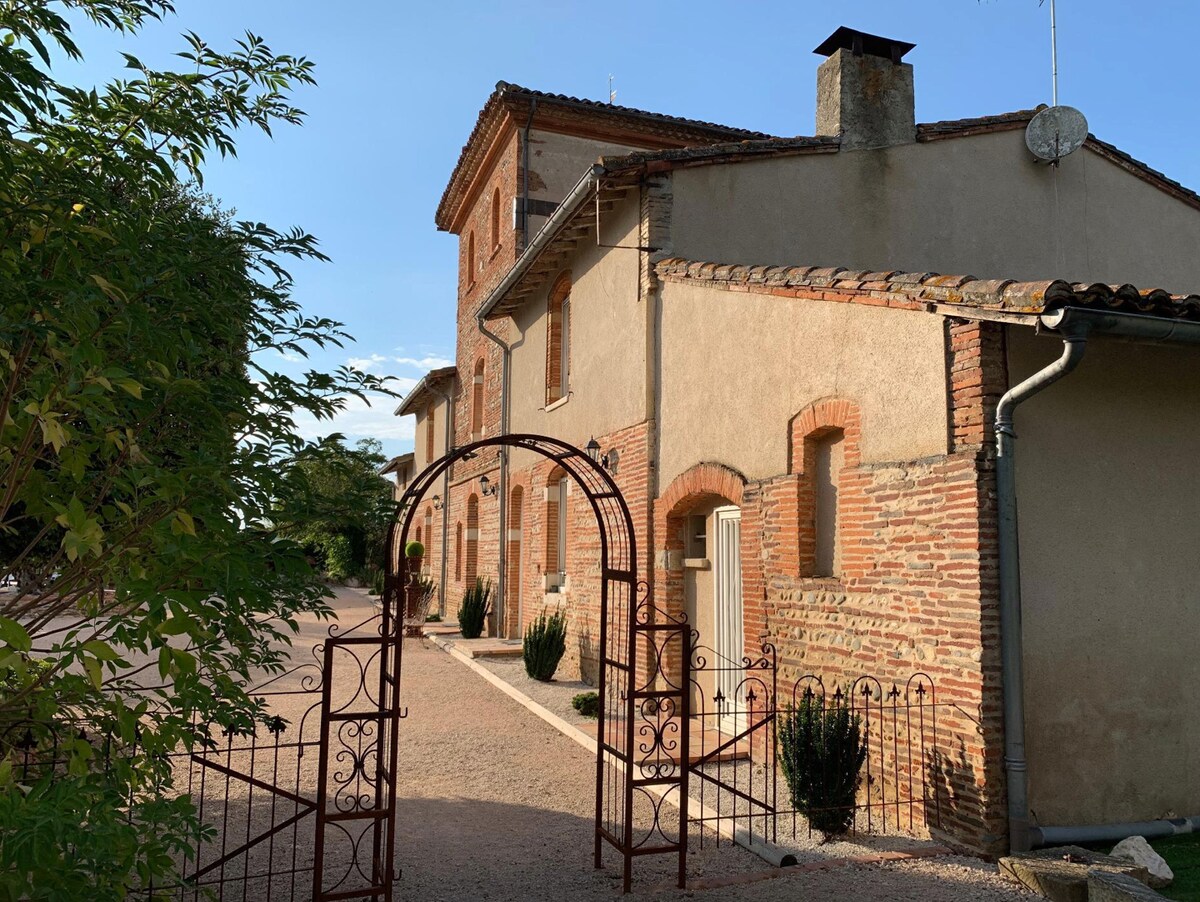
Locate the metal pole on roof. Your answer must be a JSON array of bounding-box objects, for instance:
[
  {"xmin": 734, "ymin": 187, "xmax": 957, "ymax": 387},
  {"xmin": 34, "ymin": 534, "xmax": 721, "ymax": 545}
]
[{"xmin": 1049, "ymin": 0, "xmax": 1059, "ymax": 106}]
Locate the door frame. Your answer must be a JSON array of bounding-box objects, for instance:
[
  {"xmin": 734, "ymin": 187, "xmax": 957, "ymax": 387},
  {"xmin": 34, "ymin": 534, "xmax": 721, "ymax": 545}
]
[{"xmin": 712, "ymin": 505, "xmax": 744, "ymax": 735}]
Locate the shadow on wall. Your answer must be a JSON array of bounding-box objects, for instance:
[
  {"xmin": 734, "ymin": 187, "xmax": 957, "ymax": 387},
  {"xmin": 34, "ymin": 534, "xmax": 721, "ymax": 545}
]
[
  {"xmin": 578, "ymin": 623, "xmax": 598, "ymax": 687},
  {"xmin": 927, "ymin": 739, "xmax": 983, "ymax": 848}
]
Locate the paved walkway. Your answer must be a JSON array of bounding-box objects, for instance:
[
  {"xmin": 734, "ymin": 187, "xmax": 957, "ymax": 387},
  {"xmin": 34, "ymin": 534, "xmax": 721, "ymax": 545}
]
[{"xmin": 394, "ymin": 629, "xmax": 1033, "ymax": 901}]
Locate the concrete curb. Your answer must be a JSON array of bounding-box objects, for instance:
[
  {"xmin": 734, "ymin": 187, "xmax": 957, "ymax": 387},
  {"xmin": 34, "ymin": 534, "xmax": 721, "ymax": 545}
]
[{"xmin": 423, "ymin": 631, "xmax": 802, "ymax": 870}]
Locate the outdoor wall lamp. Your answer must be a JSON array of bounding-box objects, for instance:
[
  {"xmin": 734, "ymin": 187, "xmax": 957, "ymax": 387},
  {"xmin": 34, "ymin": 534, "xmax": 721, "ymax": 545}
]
[
  {"xmin": 585, "ymin": 436, "xmax": 620, "ymax": 475},
  {"xmin": 431, "ymin": 494, "xmax": 444, "ymax": 510},
  {"xmin": 478, "ymin": 474, "xmax": 499, "ymax": 497}
]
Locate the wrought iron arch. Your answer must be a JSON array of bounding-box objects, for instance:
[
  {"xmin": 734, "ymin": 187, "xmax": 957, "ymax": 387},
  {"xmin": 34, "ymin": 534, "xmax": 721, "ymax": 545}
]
[{"xmin": 381, "ymin": 434, "xmax": 689, "ymax": 892}]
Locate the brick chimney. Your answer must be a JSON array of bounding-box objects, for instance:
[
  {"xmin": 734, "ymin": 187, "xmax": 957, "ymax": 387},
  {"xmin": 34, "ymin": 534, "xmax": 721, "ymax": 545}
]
[{"xmin": 814, "ymin": 27, "xmax": 916, "ymax": 151}]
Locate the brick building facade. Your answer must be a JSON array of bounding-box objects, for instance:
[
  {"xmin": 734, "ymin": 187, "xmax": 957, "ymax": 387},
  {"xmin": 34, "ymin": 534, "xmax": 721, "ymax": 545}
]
[{"xmin": 397, "ymin": 29, "xmax": 1200, "ymax": 855}]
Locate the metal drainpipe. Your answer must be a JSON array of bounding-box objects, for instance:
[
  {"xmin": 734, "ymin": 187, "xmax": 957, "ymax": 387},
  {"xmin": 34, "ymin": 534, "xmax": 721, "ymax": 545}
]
[
  {"xmin": 430, "ymin": 383, "xmax": 454, "ymax": 618},
  {"xmin": 995, "ymin": 320, "xmax": 1089, "ymax": 852},
  {"xmin": 521, "ymin": 99, "xmax": 537, "ymax": 247},
  {"xmin": 478, "ymin": 314, "xmax": 511, "ymax": 637}
]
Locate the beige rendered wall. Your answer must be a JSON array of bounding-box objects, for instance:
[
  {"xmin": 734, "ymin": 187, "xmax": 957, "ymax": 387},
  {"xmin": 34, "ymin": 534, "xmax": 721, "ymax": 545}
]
[
  {"xmin": 507, "ymin": 194, "xmax": 646, "ymax": 471},
  {"xmin": 524, "ymin": 130, "xmax": 646, "ymax": 234},
  {"xmin": 1010, "ymin": 325, "xmax": 1200, "ymax": 826},
  {"xmin": 672, "ymin": 130, "xmax": 1200, "ymax": 295},
  {"xmin": 656, "ymin": 280, "xmax": 949, "ymax": 488}
]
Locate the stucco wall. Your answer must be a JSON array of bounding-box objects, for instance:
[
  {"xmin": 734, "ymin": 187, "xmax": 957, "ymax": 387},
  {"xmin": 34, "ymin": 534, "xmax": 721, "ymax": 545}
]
[
  {"xmin": 656, "ymin": 281, "xmax": 949, "ymax": 488},
  {"xmin": 525, "ymin": 130, "xmax": 645, "ymax": 234},
  {"xmin": 1010, "ymin": 325, "xmax": 1200, "ymax": 826},
  {"xmin": 671, "ymin": 131, "xmax": 1200, "ymax": 294},
  {"xmin": 508, "ymin": 194, "xmax": 646, "ymax": 472}
]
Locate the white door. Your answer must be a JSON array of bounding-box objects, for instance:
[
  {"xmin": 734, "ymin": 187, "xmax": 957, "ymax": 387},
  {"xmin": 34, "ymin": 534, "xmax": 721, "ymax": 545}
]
[{"xmin": 713, "ymin": 506, "xmax": 744, "ymax": 734}]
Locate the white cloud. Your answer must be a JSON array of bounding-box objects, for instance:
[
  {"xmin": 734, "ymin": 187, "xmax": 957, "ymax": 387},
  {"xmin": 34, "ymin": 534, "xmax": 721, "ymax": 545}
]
[
  {"xmin": 291, "ymin": 389, "xmax": 417, "ymax": 444},
  {"xmin": 348, "ymin": 352, "xmax": 454, "ymax": 374},
  {"xmin": 393, "ymin": 355, "xmax": 454, "ymax": 369}
]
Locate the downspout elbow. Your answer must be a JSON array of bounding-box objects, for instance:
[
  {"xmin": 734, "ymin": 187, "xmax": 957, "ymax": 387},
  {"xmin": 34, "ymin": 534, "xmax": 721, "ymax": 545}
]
[{"xmin": 996, "ymin": 334, "xmax": 1088, "ymax": 440}]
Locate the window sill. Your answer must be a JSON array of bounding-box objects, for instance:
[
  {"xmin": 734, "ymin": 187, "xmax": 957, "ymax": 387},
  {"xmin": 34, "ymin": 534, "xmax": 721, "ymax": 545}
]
[
  {"xmin": 683, "ymin": 558, "xmax": 710, "ymax": 570},
  {"xmin": 545, "ymin": 395, "xmax": 569, "ymax": 413}
]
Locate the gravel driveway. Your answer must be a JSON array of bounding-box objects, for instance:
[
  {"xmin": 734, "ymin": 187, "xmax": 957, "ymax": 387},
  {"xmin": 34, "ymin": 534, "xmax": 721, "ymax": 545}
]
[{"xmin": 396, "ymin": 634, "xmax": 1033, "ymax": 901}]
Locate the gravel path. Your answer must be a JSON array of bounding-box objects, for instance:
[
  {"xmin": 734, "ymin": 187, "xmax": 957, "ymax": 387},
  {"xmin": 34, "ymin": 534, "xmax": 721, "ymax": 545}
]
[{"xmin": 399, "ymin": 637, "xmax": 1034, "ymax": 901}]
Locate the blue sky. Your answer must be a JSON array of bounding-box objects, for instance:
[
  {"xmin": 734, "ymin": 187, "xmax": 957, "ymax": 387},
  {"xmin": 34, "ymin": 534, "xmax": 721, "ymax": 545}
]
[{"xmin": 58, "ymin": 1, "xmax": 1200, "ymax": 457}]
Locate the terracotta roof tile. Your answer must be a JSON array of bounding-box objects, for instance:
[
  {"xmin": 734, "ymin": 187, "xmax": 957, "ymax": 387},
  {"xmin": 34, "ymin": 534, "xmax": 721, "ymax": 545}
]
[{"xmin": 654, "ymin": 257, "xmax": 1200, "ymax": 322}]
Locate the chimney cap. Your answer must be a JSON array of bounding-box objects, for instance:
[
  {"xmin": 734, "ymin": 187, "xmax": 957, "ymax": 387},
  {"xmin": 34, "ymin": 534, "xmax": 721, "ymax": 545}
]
[{"xmin": 813, "ymin": 26, "xmax": 915, "ymax": 62}]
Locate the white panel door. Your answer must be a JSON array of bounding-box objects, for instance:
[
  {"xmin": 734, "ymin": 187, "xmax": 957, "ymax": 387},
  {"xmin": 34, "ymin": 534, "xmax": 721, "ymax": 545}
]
[{"xmin": 713, "ymin": 506, "xmax": 744, "ymax": 734}]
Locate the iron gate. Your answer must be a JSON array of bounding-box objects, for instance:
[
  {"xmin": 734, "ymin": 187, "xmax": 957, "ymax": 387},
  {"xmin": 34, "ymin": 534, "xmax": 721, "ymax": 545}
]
[{"xmin": 388, "ymin": 434, "xmax": 690, "ymax": 892}]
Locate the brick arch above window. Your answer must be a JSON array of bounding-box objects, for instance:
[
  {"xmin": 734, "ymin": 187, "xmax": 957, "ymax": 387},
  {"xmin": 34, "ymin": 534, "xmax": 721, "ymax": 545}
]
[
  {"xmin": 788, "ymin": 397, "xmax": 863, "ymax": 474},
  {"xmin": 657, "ymin": 462, "xmax": 747, "ymax": 522}
]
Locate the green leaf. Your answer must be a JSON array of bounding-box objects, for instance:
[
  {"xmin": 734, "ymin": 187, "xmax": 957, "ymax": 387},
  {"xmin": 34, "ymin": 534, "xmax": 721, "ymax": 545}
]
[
  {"xmin": 83, "ymin": 640, "xmax": 120, "ymax": 662},
  {"xmin": 83, "ymin": 655, "xmax": 103, "ymax": 690},
  {"xmin": 0, "ymin": 617, "xmax": 32, "ymax": 653}
]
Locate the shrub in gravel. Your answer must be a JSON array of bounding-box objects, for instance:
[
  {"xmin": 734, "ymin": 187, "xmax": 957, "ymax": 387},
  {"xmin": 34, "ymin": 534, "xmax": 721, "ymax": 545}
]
[
  {"xmin": 523, "ymin": 609, "xmax": 567, "ymax": 681},
  {"xmin": 458, "ymin": 578, "xmax": 491, "ymax": 639},
  {"xmin": 572, "ymin": 692, "xmax": 600, "ymax": 718},
  {"xmin": 778, "ymin": 694, "xmax": 867, "ymax": 839}
]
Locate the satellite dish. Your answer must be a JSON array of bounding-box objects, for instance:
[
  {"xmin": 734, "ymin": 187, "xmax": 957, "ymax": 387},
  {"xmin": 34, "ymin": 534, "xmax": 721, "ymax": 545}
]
[{"xmin": 1025, "ymin": 105, "xmax": 1089, "ymax": 163}]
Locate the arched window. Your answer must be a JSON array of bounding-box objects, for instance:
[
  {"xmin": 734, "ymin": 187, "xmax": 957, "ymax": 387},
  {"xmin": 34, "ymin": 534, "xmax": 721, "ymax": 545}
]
[
  {"xmin": 471, "ymin": 358, "xmax": 485, "ymax": 439},
  {"xmin": 546, "ymin": 273, "xmax": 571, "ymax": 405},
  {"xmin": 455, "ymin": 522, "xmax": 463, "ymax": 582},
  {"xmin": 490, "ymin": 187, "xmax": 501, "ymax": 251},
  {"xmin": 507, "ymin": 486, "xmax": 524, "ymax": 635},
  {"xmin": 465, "ymin": 494, "xmax": 479, "ymax": 586},
  {"xmin": 466, "ymin": 231, "xmax": 476, "ymax": 288},
  {"xmin": 813, "ymin": 429, "xmax": 845, "ymax": 578},
  {"xmin": 790, "ymin": 398, "xmax": 861, "ymax": 580},
  {"xmin": 545, "ymin": 470, "xmax": 567, "ymax": 592},
  {"xmin": 425, "ymin": 402, "xmax": 436, "ymax": 464}
]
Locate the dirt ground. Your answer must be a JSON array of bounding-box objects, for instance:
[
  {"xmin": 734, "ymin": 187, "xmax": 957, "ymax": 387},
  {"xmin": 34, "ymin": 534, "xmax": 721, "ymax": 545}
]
[{"xmin": 396, "ymin": 615, "xmax": 1032, "ymax": 901}]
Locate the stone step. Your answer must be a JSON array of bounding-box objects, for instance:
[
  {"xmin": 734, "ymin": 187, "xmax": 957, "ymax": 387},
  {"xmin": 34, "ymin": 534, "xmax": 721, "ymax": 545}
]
[
  {"xmin": 999, "ymin": 846, "xmax": 1151, "ymax": 902},
  {"xmin": 1088, "ymin": 869, "xmax": 1168, "ymax": 902}
]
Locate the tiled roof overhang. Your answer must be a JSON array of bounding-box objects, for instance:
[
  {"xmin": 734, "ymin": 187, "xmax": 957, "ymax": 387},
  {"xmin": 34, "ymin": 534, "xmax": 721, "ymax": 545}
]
[
  {"xmin": 472, "ymin": 106, "xmax": 1200, "ymax": 323},
  {"xmin": 380, "ymin": 452, "xmax": 414, "ymax": 476},
  {"xmin": 395, "ymin": 366, "xmax": 458, "ymax": 417},
  {"xmin": 654, "ymin": 258, "xmax": 1200, "ymax": 323},
  {"xmin": 435, "ymin": 81, "xmax": 773, "ymax": 233}
]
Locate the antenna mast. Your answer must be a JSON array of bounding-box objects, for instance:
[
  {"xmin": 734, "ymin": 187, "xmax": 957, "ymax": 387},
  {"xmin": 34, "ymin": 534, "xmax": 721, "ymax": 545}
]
[
  {"xmin": 608, "ymin": 74, "xmax": 616, "ymax": 105},
  {"xmin": 1049, "ymin": 0, "xmax": 1059, "ymax": 106}
]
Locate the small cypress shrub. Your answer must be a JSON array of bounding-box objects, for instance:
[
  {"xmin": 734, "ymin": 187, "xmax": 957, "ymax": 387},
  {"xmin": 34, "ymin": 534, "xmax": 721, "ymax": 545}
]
[
  {"xmin": 457, "ymin": 578, "xmax": 491, "ymax": 639},
  {"xmin": 523, "ymin": 609, "xmax": 567, "ymax": 681},
  {"xmin": 572, "ymin": 691, "xmax": 600, "ymax": 718},
  {"xmin": 778, "ymin": 693, "xmax": 868, "ymax": 839}
]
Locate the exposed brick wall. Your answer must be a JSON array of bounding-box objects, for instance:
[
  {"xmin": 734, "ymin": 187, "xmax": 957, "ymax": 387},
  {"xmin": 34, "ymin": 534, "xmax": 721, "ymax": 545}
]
[{"xmin": 506, "ymin": 421, "xmax": 652, "ymax": 682}]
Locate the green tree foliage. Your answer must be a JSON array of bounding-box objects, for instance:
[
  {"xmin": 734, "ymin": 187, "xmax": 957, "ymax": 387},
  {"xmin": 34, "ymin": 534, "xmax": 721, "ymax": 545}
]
[
  {"xmin": 778, "ymin": 694, "xmax": 868, "ymax": 839},
  {"xmin": 276, "ymin": 437, "xmax": 394, "ymax": 581},
  {"xmin": 0, "ymin": 2, "xmax": 393, "ymax": 895}
]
